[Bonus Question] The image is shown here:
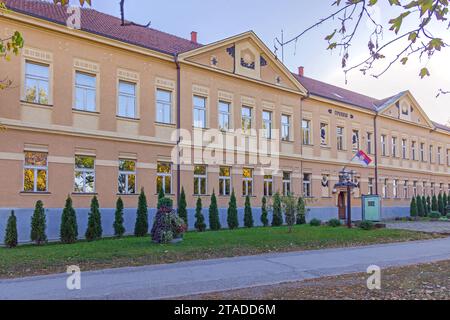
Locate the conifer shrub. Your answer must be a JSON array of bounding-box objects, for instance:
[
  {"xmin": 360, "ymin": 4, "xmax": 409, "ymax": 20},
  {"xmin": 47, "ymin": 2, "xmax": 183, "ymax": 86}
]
[
  {"xmin": 113, "ymin": 197, "xmax": 125, "ymax": 238},
  {"xmin": 260, "ymin": 196, "xmax": 269, "ymax": 227},
  {"xmin": 272, "ymin": 193, "xmax": 283, "ymax": 227},
  {"xmin": 85, "ymin": 196, "xmax": 102, "ymax": 241},
  {"xmin": 244, "ymin": 195, "xmax": 254, "ymax": 228},
  {"xmin": 309, "ymin": 218, "xmax": 322, "ymax": 227},
  {"xmin": 60, "ymin": 196, "xmax": 78, "ymax": 244},
  {"xmin": 30, "ymin": 200, "xmax": 47, "ymax": 245},
  {"xmin": 134, "ymin": 188, "xmax": 149, "ymax": 237},
  {"xmin": 209, "ymin": 191, "xmax": 221, "ymax": 231},
  {"xmin": 4, "ymin": 211, "xmax": 18, "ymax": 248},
  {"xmin": 178, "ymin": 187, "xmax": 188, "ymax": 226},
  {"xmin": 194, "ymin": 197, "xmax": 206, "ymax": 232},
  {"xmin": 227, "ymin": 190, "xmax": 239, "ymax": 230},
  {"xmin": 410, "ymin": 197, "xmax": 418, "ymax": 217},
  {"xmin": 296, "ymin": 197, "xmax": 306, "ymax": 225}
]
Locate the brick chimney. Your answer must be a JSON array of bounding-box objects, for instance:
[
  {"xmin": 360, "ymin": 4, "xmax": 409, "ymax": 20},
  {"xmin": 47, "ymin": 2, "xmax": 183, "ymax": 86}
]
[
  {"xmin": 298, "ymin": 66, "xmax": 304, "ymax": 77},
  {"xmin": 191, "ymin": 31, "xmax": 198, "ymax": 44}
]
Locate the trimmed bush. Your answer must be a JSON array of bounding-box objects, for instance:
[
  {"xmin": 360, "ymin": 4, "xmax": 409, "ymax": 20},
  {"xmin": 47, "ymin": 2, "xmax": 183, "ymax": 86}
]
[
  {"xmin": 85, "ymin": 196, "xmax": 102, "ymax": 241},
  {"xmin": 272, "ymin": 193, "xmax": 283, "ymax": 227},
  {"xmin": 60, "ymin": 196, "xmax": 78, "ymax": 244},
  {"xmin": 426, "ymin": 196, "xmax": 432, "ymax": 214},
  {"xmin": 113, "ymin": 197, "xmax": 125, "ymax": 238},
  {"xmin": 310, "ymin": 218, "xmax": 321, "ymax": 227},
  {"xmin": 30, "ymin": 200, "xmax": 47, "ymax": 245},
  {"xmin": 438, "ymin": 193, "xmax": 444, "ymax": 215},
  {"xmin": 328, "ymin": 219, "xmax": 342, "ymax": 228},
  {"xmin": 432, "ymin": 195, "xmax": 438, "ymax": 212},
  {"xmin": 260, "ymin": 196, "xmax": 269, "ymax": 227},
  {"xmin": 4, "ymin": 211, "xmax": 18, "ymax": 248},
  {"xmin": 227, "ymin": 190, "xmax": 239, "ymax": 230},
  {"xmin": 134, "ymin": 188, "xmax": 149, "ymax": 237},
  {"xmin": 158, "ymin": 197, "xmax": 173, "ymax": 209},
  {"xmin": 360, "ymin": 220, "xmax": 375, "ymax": 231},
  {"xmin": 417, "ymin": 195, "xmax": 425, "ymax": 217},
  {"xmin": 410, "ymin": 197, "xmax": 418, "ymax": 217},
  {"xmin": 178, "ymin": 187, "xmax": 188, "ymax": 226},
  {"xmin": 282, "ymin": 194, "xmax": 296, "ymax": 233},
  {"xmin": 422, "ymin": 196, "xmax": 429, "ymax": 216},
  {"xmin": 194, "ymin": 197, "xmax": 206, "ymax": 232},
  {"xmin": 209, "ymin": 191, "xmax": 221, "ymax": 231},
  {"xmin": 296, "ymin": 197, "xmax": 306, "ymax": 225},
  {"xmin": 244, "ymin": 195, "xmax": 254, "ymax": 228},
  {"xmin": 443, "ymin": 192, "xmax": 448, "ymax": 216},
  {"xmin": 429, "ymin": 211, "xmax": 441, "ymax": 219}
]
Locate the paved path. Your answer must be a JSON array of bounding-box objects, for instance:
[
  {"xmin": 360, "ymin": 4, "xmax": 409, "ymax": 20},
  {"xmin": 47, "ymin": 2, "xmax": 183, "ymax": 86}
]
[
  {"xmin": 1, "ymin": 237, "xmax": 450, "ymax": 300},
  {"xmin": 386, "ymin": 221, "xmax": 450, "ymax": 234}
]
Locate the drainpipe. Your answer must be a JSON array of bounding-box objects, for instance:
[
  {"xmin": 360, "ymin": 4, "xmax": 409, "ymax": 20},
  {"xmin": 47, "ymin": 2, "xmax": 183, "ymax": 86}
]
[
  {"xmin": 374, "ymin": 112, "xmax": 379, "ymax": 196},
  {"xmin": 175, "ymin": 55, "xmax": 181, "ymax": 208}
]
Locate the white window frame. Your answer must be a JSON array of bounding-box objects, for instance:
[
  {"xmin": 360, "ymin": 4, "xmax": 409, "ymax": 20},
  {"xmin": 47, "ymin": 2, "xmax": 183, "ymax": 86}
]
[
  {"xmin": 368, "ymin": 178, "xmax": 374, "ymax": 195},
  {"xmin": 437, "ymin": 147, "xmax": 442, "ymax": 165},
  {"xmin": 281, "ymin": 115, "xmax": 291, "ymax": 141},
  {"xmin": 193, "ymin": 165, "xmax": 208, "ymax": 196},
  {"xmin": 352, "ymin": 130, "xmax": 360, "ymax": 151},
  {"xmin": 74, "ymin": 155, "xmax": 96, "ymax": 194},
  {"xmin": 381, "ymin": 135, "xmax": 387, "ymax": 156},
  {"xmin": 392, "ymin": 137, "xmax": 397, "ymax": 158},
  {"xmin": 193, "ymin": 95, "xmax": 207, "ymax": 128},
  {"xmin": 337, "ymin": 126, "xmax": 345, "ymax": 151},
  {"xmin": 413, "ymin": 181, "xmax": 418, "ymax": 197},
  {"xmin": 242, "ymin": 168, "xmax": 253, "ymax": 196},
  {"xmin": 118, "ymin": 159, "xmax": 137, "ymax": 195},
  {"xmin": 263, "ymin": 175, "xmax": 273, "ymax": 197},
  {"xmin": 23, "ymin": 151, "xmax": 48, "ymax": 193},
  {"xmin": 157, "ymin": 162, "xmax": 172, "ymax": 195},
  {"xmin": 367, "ymin": 132, "xmax": 373, "ymax": 154},
  {"xmin": 219, "ymin": 166, "xmax": 232, "ymax": 196},
  {"xmin": 241, "ymin": 106, "xmax": 253, "ymax": 134},
  {"xmin": 262, "ymin": 111, "xmax": 273, "ymax": 139},
  {"xmin": 321, "ymin": 123, "xmax": 329, "ymax": 146},
  {"xmin": 393, "ymin": 179, "xmax": 399, "ymax": 198},
  {"xmin": 218, "ymin": 100, "xmax": 231, "ymax": 131},
  {"xmin": 403, "ymin": 181, "xmax": 409, "ymax": 199},
  {"xmin": 302, "ymin": 119, "xmax": 312, "ymax": 145},
  {"xmin": 156, "ymin": 88, "xmax": 173, "ymax": 124},
  {"xmin": 117, "ymin": 80, "xmax": 137, "ymax": 118},
  {"xmin": 283, "ymin": 172, "xmax": 292, "ymax": 196},
  {"xmin": 383, "ymin": 179, "xmax": 388, "ymax": 199},
  {"xmin": 402, "ymin": 139, "xmax": 407, "ymax": 160},
  {"xmin": 74, "ymin": 71, "xmax": 97, "ymax": 112},
  {"xmin": 24, "ymin": 61, "xmax": 50, "ymax": 105},
  {"xmin": 411, "ymin": 141, "xmax": 416, "ymax": 160},
  {"xmin": 303, "ymin": 173, "xmax": 312, "ymax": 198}
]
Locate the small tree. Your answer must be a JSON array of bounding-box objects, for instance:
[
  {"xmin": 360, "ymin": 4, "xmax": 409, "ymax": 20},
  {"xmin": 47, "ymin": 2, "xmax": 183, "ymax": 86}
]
[
  {"xmin": 427, "ymin": 196, "xmax": 432, "ymax": 213},
  {"xmin": 410, "ymin": 197, "xmax": 418, "ymax": 217},
  {"xmin": 272, "ymin": 193, "xmax": 283, "ymax": 226},
  {"xmin": 438, "ymin": 193, "xmax": 444, "ymax": 215},
  {"xmin": 60, "ymin": 196, "xmax": 78, "ymax": 244},
  {"xmin": 296, "ymin": 197, "xmax": 306, "ymax": 225},
  {"xmin": 4, "ymin": 211, "xmax": 18, "ymax": 248},
  {"xmin": 194, "ymin": 197, "xmax": 206, "ymax": 232},
  {"xmin": 85, "ymin": 196, "xmax": 102, "ymax": 241},
  {"xmin": 422, "ymin": 195, "xmax": 428, "ymax": 216},
  {"xmin": 30, "ymin": 200, "xmax": 47, "ymax": 245},
  {"xmin": 209, "ymin": 191, "xmax": 221, "ymax": 231},
  {"xmin": 443, "ymin": 192, "xmax": 448, "ymax": 216},
  {"xmin": 134, "ymin": 188, "xmax": 149, "ymax": 237},
  {"xmin": 113, "ymin": 197, "xmax": 125, "ymax": 238},
  {"xmin": 244, "ymin": 195, "xmax": 253, "ymax": 228},
  {"xmin": 260, "ymin": 196, "xmax": 269, "ymax": 227},
  {"xmin": 178, "ymin": 187, "xmax": 188, "ymax": 226},
  {"xmin": 432, "ymin": 195, "xmax": 438, "ymax": 212},
  {"xmin": 282, "ymin": 195, "xmax": 297, "ymax": 233},
  {"xmin": 417, "ymin": 195, "xmax": 425, "ymax": 217},
  {"xmin": 157, "ymin": 188, "xmax": 165, "ymax": 209},
  {"xmin": 227, "ymin": 190, "xmax": 239, "ymax": 230}
]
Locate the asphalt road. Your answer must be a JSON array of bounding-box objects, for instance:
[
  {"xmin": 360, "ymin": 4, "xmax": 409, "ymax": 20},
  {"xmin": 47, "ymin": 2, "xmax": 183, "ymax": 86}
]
[{"xmin": 1, "ymin": 237, "xmax": 450, "ymax": 300}]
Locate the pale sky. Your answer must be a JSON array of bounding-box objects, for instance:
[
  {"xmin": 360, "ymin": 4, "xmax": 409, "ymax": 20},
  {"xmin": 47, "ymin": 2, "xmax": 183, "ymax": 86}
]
[{"xmin": 89, "ymin": 0, "xmax": 450, "ymax": 125}]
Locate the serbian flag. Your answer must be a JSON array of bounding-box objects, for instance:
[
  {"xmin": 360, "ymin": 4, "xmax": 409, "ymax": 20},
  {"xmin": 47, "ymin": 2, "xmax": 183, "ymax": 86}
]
[{"xmin": 352, "ymin": 150, "xmax": 372, "ymax": 167}]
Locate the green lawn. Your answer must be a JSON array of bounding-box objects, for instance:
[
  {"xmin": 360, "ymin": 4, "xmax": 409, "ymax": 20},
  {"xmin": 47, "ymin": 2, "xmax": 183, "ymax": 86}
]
[{"xmin": 0, "ymin": 225, "xmax": 439, "ymax": 278}]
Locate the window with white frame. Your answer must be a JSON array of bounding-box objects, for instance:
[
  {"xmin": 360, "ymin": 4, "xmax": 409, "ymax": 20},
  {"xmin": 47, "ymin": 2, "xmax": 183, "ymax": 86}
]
[
  {"xmin": 431, "ymin": 182, "xmax": 435, "ymax": 196},
  {"xmin": 302, "ymin": 120, "xmax": 311, "ymax": 145},
  {"xmin": 440, "ymin": 183, "xmax": 444, "ymax": 194},
  {"xmin": 321, "ymin": 123, "xmax": 329, "ymax": 146},
  {"xmin": 241, "ymin": 106, "xmax": 252, "ymax": 134},
  {"xmin": 156, "ymin": 89, "xmax": 172, "ymax": 124},
  {"xmin": 219, "ymin": 166, "xmax": 231, "ymax": 196},
  {"xmin": 156, "ymin": 162, "xmax": 172, "ymax": 195},
  {"xmin": 118, "ymin": 80, "xmax": 136, "ymax": 118},
  {"xmin": 75, "ymin": 71, "xmax": 96, "ymax": 112},
  {"xmin": 381, "ymin": 135, "xmax": 387, "ymax": 156},
  {"xmin": 447, "ymin": 149, "xmax": 450, "ymax": 166},
  {"xmin": 281, "ymin": 115, "xmax": 291, "ymax": 141},
  {"xmin": 352, "ymin": 130, "xmax": 360, "ymax": 151},
  {"xmin": 403, "ymin": 180, "xmax": 409, "ymax": 199},
  {"xmin": 193, "ymin": 95, "xmax": 207, "ymax": 128},
  {"xmin": 337, "ymin": 126, "xmax": 344, "ymax": 151},
  {"xmin": 283, "ymin": 172, "xmax": 291, "ymax": 196},
  {"xmin": 74, "ymin": 155, "xmax": 95, "ymax": 193},
  {"xmin": 368, "ymin": 178, "xmax": 374, "ymax": 195},
  {"xmin": 23, "ymin": 151, "xmax": 48, "ymax": 192},
  {"xmin": 437, "ymin": 147, "xmax": 442, "ymax": 164},
  {"xmin": 429, "ymin": 145, "xmax": 433, "ymax": 163},
  {"xmin": 367, "ymin": 132, "xmax": 373, "ymax": 154},
  {"xmin": 402, "ymin": 139, "xmax": 407, "ymax": 159},
  {"xmin": 218, "ymin": 101, "xmax": 231, "ymax": 131},
  {"xmin": 423, "ymin": 181, "xmax": 427, "ymax": 196},
  {"xmin": 262, "ymin": 111, "xmax": 273, "ymax": 139},
  {"xmin": 194, "ymin": 165, "xmax": 207, "ymax": 196},
  {"xmin": 242, "ymin": 168, "xmax": 253, "ymax": 196},
  {"xmin": 392, "ymin": 137, "xmax": 397, "ymax": 157},
  {"xmin": 411, "ymin": 141, "xmax": 416, "ymax": 160},
  {"xmin": 413, "ymin": 181, "xmax": 418, "ymax": 197},
  {"xmin": 118, "ymin": 159, "xmax": 136, "ymax": 195},
  {"xmin": 25, "ymin": 61, "xmax": 50, "ymax": 105},
  {"xmin": 382, "ymin": 179, "xmax": 388, "ymax": 198},
  {"xmin": 263, "ymin": 175, "xmax": 273, "ymax": 197},
  {"xmin": 420, "ymin": 143, "xmax": 425, "ymax": 161},
  {"xmin": 303, "ymin": 173, "xmax": 312, "ymax": 198},
  {"xmin": 393, "ymin": 179, "xmax": 399, "ymax": 198}
]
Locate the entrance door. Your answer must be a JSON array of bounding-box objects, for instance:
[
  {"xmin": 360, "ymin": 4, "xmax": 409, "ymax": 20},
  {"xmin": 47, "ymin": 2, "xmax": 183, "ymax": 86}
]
[{"xmin": 338, "ymin": 192, "xmax": 346, "ymax": 220}]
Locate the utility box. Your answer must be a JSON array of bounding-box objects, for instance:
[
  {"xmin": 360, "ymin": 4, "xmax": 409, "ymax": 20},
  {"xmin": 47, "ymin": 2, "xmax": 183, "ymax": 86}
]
[{"xmin": 362, "ymin": 195, "xmax": 381, "ymax": 221}]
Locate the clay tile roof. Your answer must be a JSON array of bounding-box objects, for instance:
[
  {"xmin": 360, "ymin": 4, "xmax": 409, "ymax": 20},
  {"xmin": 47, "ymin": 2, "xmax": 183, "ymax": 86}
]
[{"xmin": 3, "ymin": 0, "xmax": 203, "ymax": 55}]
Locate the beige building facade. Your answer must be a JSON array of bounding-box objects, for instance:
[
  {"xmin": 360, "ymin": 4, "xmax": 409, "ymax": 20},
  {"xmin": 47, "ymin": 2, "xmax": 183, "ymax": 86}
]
[{"xmin": 0, "ymin": 0, "xmax": 449, "ymax": 241}]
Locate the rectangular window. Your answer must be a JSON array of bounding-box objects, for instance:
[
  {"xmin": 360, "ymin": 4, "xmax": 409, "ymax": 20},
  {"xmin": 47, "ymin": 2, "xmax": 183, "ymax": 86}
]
[
  {"xmin": 25, "ymin": 61, "xmax": 50, "ymax": 105},
  {"xmin": 403, "ymin": 181, "xmax": 409, "ymax": 199},
  {"xmin": 411, "ymin": 141, "xmax": 416, "ymax": 160},
  {"xmin": 381, "ymin": 135, "xmax": 387, "ymax": 156},
  {"xmin": 75, "ymin": 71, "xmax": 96, "ymax": 112},
  {"xmin": 242, "ymin": 168, "xmax": 253, "ymax": 196},
  {"xmin": 302, "ymin": 119, "xmax": 311, "ymax": 145},
  {"xmin": 392, "ymin": 137, "xmax": 397, "ymax": 158},
  {"xmin": 429, "ymin": 145, "xmax": 433, "ymax": 163},
  {"xmin": 241, "ymin": 106, "xmax": 252, "ymax": 134},
  {"xmin": 303, "ymin": 173, "xmax": 312, "ymax": 198},
  {"xmin": 431, "ymin": 182, "xmax": 435, "ymax": 196},
  {"xmin": 402, "ymin": 139, "xmax": 407, "ymax": 160},
  {"xmin": 420, "ymin": 143, "xmax": 425, "ymax": 161},
  {"xmin": 219, "ymin": 166, "xmax": 231, "ymax": 196},
  {"xmin": 281, "ymin": 115, "xmax": 291, "ymax": 141},
  {"xmin": 262, "ymin": 111, "xmax": 273, "ymax": 139},
  {"xmin": 320, "ymin": 123, "xmax": 329, "ymax": 146},
  {"xmin": 447, "ymin": 149, "xmax": 450, "ymax": 166},
  {"xmin": 282, "ymin": 172, "xmax": 292, "ymax": 196},
  {"xmin": 118, "ymin": 80, "xmax": 136, "ymax": 118},
  {"xmin": 423, "ymin": 182, "xmax": 427, "ymax": 196},
  {"xmin": 263, "ymin": 175, "xmax": 273, "ymax": 197},
  {"xmin": 218, "ymin": 101, "xmax": 231, "ymax": 131},
  {"xmin": 437, "ymin": 147, "xmax": 442, "ymax": 164},
  {"xmin": 393, "ymin": 179, "xmax": 398, "ymax": 198},
  {"xmin": 193, "ymin": 95, "xmax": 207, "ymax": 128},
  {"xmin": 413, "ymin": 181, "xmax": 417, "ymax": 197},
  {"xmin": 193, "ymin": 165, "xmax": 207, "ymax": 196},
  {"xmin": 368, "ymin": 178, "xmax": 374, "ymax": 195},
  {"xmin": 382, "ymin": 179, "xmax": 388, "ymax": 199},
  {"xmin": 118, "ymin": 159, "xmax": 136, "ymax": 195},
  {"xmin": 156, "ymin": 162, "xmax": 172, "ymax": 195},
  {"xmin": 352, "ymin": 130, "xmax": 360, "ymax": 151},
  {"xmin": 23, "ymin": 151, "xmax": 48, "ymax": 192},
  {"xmin": 337, "ymin": 126, "xmax": 344, "ymax": 151},
  {"xmin": 440, "ymin": 183, "xmax": 444, "ymax": 194},
  {"xmin": 156, "ymin": 89, "xmax": 172, "ymax": 124},
  {"xmin": 74, "ymin": 155, "xmax": 95, "ymax": 193},
  {"xmin": 367, "ymin": 132, "xmax": 372, "ymax": 154}
]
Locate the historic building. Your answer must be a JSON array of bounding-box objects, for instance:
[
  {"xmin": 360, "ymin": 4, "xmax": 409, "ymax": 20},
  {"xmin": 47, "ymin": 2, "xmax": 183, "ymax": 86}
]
[{"xmin": 1, "ymin": 0, "xmax": 449, "ymax": 242}]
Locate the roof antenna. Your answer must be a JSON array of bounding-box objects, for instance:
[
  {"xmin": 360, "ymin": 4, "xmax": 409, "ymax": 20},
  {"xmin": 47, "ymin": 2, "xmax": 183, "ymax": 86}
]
[{"xmin": 120, "ymin": 0, "xmax": 151, "ymax": 28}]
